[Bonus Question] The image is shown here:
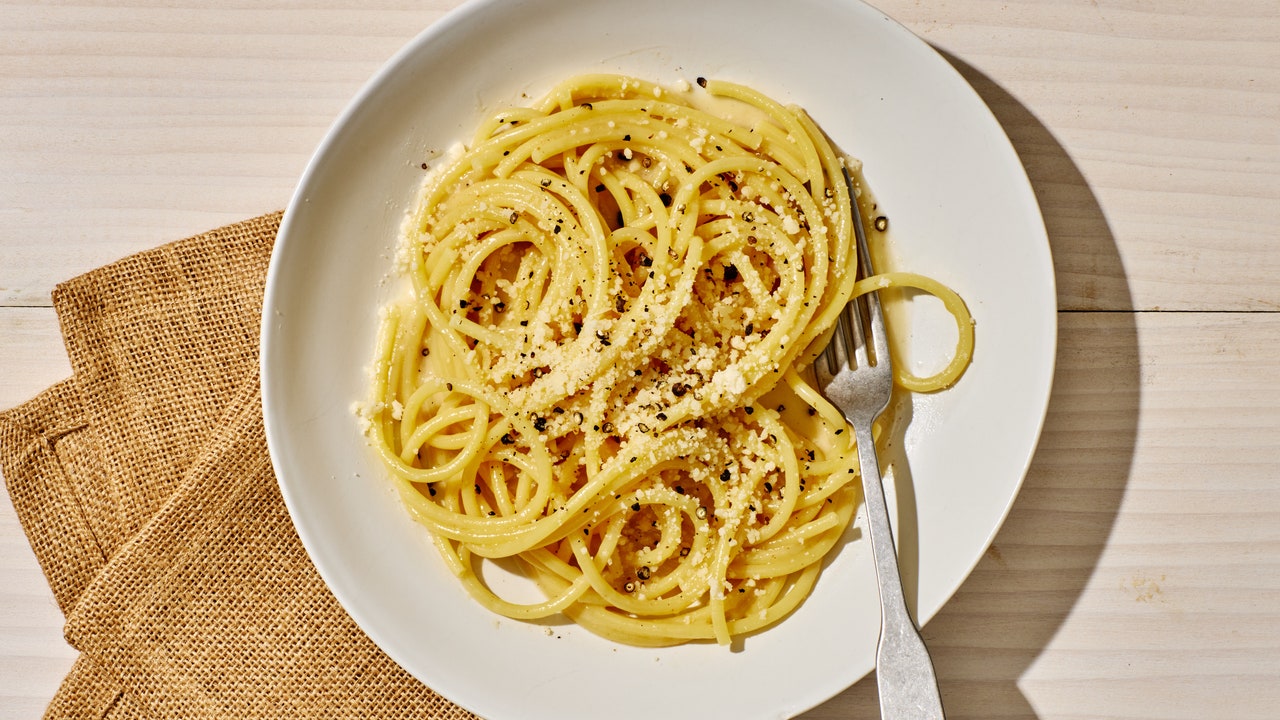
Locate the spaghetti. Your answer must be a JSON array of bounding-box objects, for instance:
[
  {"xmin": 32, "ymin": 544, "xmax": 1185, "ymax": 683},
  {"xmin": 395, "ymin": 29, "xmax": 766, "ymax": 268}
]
[{"xmin": 360, "ymin": 74, "xmax": 972, "ymax": 646}]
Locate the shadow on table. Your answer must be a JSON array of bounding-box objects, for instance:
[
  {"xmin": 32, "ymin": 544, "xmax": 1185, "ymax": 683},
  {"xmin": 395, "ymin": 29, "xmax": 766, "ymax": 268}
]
[{"xmin": 804, "ymin": 53, "xmax": 1141, "ymax": 719}]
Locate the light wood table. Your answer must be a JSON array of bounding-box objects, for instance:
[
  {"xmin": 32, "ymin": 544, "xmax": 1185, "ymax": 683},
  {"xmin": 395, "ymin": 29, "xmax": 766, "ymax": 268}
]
[{"xmin": 3, "ymin": 1, "xmax": 1277, "ymax": 718}]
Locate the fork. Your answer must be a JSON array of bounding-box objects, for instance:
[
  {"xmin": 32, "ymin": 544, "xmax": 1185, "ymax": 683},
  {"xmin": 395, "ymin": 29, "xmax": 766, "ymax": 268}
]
[{"xmin": 815, "ymin": 174, "xmax": 946, "ymax": 719}]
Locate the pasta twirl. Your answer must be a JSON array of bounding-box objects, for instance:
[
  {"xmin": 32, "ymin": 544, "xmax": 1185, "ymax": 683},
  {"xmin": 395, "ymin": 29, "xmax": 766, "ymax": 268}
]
[{"xmin": 360, "ymin": 74, "xmax": 973, "ymax": 646}]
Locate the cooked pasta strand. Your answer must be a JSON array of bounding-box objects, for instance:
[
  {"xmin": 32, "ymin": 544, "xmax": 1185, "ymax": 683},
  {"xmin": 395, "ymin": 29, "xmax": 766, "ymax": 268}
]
[{"xmin": 359, "ymin": 75, "xmax": 974, "ymax": 646}]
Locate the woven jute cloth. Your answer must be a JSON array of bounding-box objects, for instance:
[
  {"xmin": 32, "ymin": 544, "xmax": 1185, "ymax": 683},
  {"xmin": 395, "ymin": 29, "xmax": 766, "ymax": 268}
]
[{"xmin": 0, "ymin": 214, "xmax": 478, "ymax": 719}]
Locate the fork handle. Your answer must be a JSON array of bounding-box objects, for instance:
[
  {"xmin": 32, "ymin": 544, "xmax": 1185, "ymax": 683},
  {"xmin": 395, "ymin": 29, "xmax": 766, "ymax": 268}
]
[{"xmin": 853, "ymin": 421, "xmax": 946, "ymax": 720}]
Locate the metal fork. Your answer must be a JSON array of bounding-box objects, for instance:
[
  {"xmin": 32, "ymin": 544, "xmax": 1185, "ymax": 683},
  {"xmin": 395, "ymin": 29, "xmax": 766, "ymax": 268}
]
[{"xmin": 815, "ymin": 174, "xmax": 946, "ymax": 719}]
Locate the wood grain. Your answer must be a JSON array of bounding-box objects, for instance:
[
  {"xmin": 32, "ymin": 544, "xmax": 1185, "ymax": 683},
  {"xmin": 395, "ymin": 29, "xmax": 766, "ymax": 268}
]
[
  {"xmin": 2, "ymin": 1, "xmax": 1278, "ymax": 718},
  {"xmin": 1, "ymin": 1, "xmax": 454, "ymax": 306},
  {"xmin": 890, "ymin": 0, "xmax": 1280, "ymax": 312}
]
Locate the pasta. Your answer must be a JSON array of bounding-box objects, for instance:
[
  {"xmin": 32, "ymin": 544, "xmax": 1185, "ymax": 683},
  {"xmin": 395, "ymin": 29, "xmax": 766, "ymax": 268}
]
[{"xmin": 360, "ymin": 74, "xmax": 973, "ymax": 646}]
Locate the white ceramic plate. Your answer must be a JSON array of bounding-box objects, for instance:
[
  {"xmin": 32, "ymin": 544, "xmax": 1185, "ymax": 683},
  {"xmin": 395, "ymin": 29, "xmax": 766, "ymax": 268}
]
[{"xmin": 262, "ymin": 0, "xmax": 1056, "ymax": 718}]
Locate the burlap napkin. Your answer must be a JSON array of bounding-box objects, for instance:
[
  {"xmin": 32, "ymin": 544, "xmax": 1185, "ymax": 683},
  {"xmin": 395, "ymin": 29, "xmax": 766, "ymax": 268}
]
[{"xmin": 0, "ymin": 214, "xmax": 477, "ymax": 719}]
